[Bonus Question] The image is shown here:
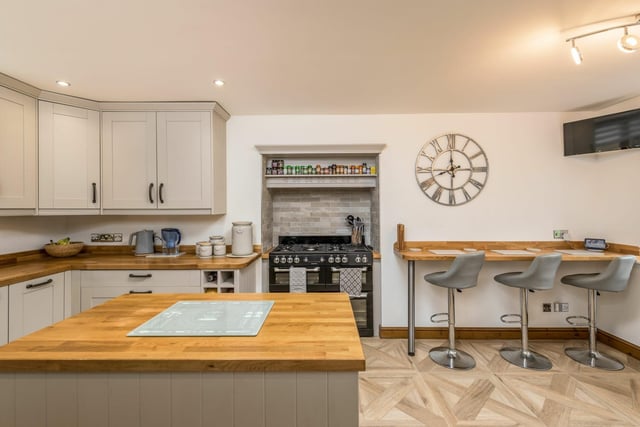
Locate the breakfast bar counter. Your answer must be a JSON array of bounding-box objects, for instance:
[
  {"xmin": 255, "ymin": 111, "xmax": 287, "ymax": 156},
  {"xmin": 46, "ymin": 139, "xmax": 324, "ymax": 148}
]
[
  {"xmin": 393, "ymin": 225, "xmax": 640, "ymax": 356},
  {"xmin": 0, "ymin": 292, "xmax": 363, "ymax": 426}
]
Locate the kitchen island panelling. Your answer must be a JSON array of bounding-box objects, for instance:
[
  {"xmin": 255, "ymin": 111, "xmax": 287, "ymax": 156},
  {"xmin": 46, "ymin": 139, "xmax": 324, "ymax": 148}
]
[{"xmin": 0, "ymin": 292, "xmax": 363, "ymax": 427}]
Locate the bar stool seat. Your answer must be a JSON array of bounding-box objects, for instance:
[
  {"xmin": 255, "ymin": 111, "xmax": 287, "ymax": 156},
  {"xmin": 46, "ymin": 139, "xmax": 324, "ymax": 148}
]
[
  {"xmin": 494, "ymin": 253, "xmax": 562, "ymax": 370},
  {"xmin": 560, "ymin": 255, "xmax": 636, "ymax": 370},
  {"xmin": 424, "ymin": 251, "xmax": 485, "ymax": 370}
]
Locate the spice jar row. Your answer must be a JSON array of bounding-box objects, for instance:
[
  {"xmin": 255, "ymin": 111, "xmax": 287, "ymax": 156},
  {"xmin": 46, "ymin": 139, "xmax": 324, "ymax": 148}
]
[{"xmin": 266, "ymin": 161, "xmax": 376, "ymax": 176}]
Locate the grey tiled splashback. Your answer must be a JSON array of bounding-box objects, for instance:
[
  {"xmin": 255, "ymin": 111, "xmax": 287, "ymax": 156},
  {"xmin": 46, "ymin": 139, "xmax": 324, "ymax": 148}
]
[{"xmin": 268, "ymin": 189, "xmax": 372, "ymax": 247}]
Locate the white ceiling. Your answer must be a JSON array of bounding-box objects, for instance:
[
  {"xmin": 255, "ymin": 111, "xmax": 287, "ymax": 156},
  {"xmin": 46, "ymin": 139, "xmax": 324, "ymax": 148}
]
[{"xmin": 2, "ymin": 0, "xmax": 640, "ymax": 115}]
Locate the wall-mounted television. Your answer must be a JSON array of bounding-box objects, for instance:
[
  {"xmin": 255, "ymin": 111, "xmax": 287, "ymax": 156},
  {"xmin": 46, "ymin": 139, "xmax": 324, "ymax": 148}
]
[{"xmin": 563, "ymin": 107, "xmax": 640, "ymax": 156}]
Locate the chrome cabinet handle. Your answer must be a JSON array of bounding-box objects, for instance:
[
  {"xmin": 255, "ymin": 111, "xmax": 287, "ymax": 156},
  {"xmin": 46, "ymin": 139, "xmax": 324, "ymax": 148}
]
[
  {"xmin": 159, "ymin": 183, "xmax": 164, "ymax": 204},
  {"xmin": 129, "ymin": 290, "xmax": 152, "ymax": 294},
  {"xmin": 148, "ymin": 183, "xmax": 154, "ymax": 204},
  {"xmin": 129, "ymin": 273, "xmax": 152, "ymax": 279},
  {"xmin": 92, "ymin": 182, "xmax": 97, "ymax": 204},
  {"xmin": 26, "ymin": 278, "xmax": 54, "ymax": 289}
]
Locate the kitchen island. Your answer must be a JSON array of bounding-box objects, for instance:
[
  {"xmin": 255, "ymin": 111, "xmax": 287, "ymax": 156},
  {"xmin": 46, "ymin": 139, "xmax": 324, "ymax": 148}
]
[{"xmin": 0, "ymin": 292, "xmax": 364, "ymax": 427}]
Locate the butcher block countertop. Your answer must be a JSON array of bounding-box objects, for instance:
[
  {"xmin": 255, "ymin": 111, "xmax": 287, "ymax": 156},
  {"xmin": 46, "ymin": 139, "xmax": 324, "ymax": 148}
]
[
  {"xmin": 0, "ymin": 246, "xmax": 261, "ymax": 287},
  {"xmin": 394, "ymin": 240, "xmax": 640, "ymax": 262},
  {"xmin": 0, "ymin": 292, "xmax": 365, "ymax": 373}
]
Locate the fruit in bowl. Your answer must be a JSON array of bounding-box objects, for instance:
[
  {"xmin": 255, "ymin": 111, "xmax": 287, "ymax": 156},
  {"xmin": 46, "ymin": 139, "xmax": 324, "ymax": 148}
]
[{"xmin": 44, "ymin": 238, "xmax": 84, "ymax": 257}]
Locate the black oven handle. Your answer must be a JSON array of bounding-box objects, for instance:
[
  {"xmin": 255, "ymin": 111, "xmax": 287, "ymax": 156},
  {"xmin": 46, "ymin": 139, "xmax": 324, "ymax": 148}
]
[
  {"xmin": 331, "ymin": 267, "xmax": 368, "ymax": 272},
  {"xmin": 274, "ymin": 267, "xmax": 321, "ymax": 273}
]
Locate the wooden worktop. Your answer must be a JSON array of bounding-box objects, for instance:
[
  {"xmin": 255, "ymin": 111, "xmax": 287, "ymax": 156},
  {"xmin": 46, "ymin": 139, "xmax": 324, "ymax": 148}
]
[
  {"xmin": 0, "ymin": 246, "xmax": 260, "ymax": 287},
  {"xmin": 394, "ymin": 240, "xmax": 640, "ymax": 262},
  {"xmin": 0, "ymin": 292, "xmax": 365, "ymax": 373}
]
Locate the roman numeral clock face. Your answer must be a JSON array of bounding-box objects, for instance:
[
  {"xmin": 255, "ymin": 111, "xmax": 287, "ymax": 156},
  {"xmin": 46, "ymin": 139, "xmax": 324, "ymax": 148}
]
[{"xmin": 415, "ymin": 133, "xmax": 489, "ymax": 206}]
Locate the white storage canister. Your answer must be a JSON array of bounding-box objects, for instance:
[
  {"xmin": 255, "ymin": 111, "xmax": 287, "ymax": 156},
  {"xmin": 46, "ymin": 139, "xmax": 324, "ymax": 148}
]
[
  {"xmin": 209, "ymin": 235, "xmax": 226, "ymax": 256},
  {"xmin": 231, "ymin": 221, "xmax": 253, "ymax": 256}
]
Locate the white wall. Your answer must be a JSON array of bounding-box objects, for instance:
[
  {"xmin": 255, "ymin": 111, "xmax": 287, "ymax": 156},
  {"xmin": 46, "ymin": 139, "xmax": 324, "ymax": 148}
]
[
  {"xmin": 2, "ymin": 107, "xmax": 639, "ymax": 344},
  {"xmin": 226, "ymin": 112, "xmax": 640, "ymax": 344}
]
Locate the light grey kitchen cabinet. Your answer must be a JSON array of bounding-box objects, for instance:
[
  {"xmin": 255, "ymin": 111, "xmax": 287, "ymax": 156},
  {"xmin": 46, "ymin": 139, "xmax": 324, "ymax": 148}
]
[
  {"xmin": 79, "ymin": 270, "xmax": 201, "ymax": 311},
  {"xmin": 8, "ymin": 272, "xmax": 64, "ymax": 342},
  {"xmin": 38, "ymin": 101, "xmax": 100, "ymax": 214},
  {"xmin": 0, "ymin": 86, "xmax": 36, "ymax": 214},
  {"xmin": 101, "ymin": 105, "xmax": 227, "ymax": 214},
  {"xmin": 0, "ymin": 286, "xmax": 7, "ymax": 345}
]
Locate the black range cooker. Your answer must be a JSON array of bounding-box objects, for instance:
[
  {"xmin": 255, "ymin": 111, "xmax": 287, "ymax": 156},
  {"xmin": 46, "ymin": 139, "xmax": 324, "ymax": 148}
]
[{"xmin": 268, "ymin": 235, "xmax": 373, "ymax": 336}]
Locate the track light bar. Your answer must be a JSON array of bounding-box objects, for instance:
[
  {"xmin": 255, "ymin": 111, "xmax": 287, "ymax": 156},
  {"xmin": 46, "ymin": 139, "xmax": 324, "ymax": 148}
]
[{"xmin": 566, "ymin": 14, "xmax": 640, "ymax": 64}]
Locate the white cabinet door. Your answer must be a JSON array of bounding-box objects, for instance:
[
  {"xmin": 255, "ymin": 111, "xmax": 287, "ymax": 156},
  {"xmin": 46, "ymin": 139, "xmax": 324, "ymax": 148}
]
[
  {"xmin": 39, "ymin": 101, "xmax": 100, "ymax": 211},
  {"xmin": 102, "ymin": 111, "xmax": 157, "ymax": 209},
  {"xmin": 157, "ymin": 111, "xmax": 211, "ymax": 209},
  {"xmin": 0, "ymin": 86, "xmax": 36, "ymax": 211},
  {"xmin": 8, "ymin": 273, "xmax": 64, "ymax": 341},
  {"xmin": 81, "ymin": 285, "xmax": 201, "ymax": 311},
  {"xmin": 0, "ymin": 286, "xmax": 8, "ymax": 345},
  {"xmin": 79, "ymin": 270, "xmax": 201, "ymax": 311}
]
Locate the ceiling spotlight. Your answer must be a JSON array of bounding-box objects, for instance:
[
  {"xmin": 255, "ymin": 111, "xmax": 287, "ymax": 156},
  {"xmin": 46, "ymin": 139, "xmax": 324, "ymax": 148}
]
[
  {"xmin": 213, "ymin": 79, "xmax": 225, "ymax": 87},
  {"xmin": 618, "ymin": 27, "xmax": 639, "ymax": 52},
  {"xmin": 56, "ymin": 80, "xmax": 71, "ymax": 87},
  {"xmin": 570, "ymin": 40, "xmax": 583, "ymax": 65}
]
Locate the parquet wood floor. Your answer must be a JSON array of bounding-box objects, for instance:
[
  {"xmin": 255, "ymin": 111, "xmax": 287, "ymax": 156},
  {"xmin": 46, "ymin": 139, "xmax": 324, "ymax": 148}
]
[{"xmin": 359, "ymin": 338, "xmax": 640, "ymax": 426}]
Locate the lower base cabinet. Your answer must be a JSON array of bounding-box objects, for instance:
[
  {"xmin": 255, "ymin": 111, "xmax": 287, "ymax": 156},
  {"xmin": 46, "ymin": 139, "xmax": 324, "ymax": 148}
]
[
  {"xmin": 79, "ymin": 270, "xmax": 201, "ymax": 312},
  {"xmin": 8, "ymin": 273, "xmax": 64, "ymax": 342}
]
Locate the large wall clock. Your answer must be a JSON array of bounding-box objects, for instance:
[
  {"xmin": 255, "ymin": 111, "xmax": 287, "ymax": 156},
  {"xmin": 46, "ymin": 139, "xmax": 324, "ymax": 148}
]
[{"xmin": 415, "ymin": 133, "xmax": 489, "ymax": 206}]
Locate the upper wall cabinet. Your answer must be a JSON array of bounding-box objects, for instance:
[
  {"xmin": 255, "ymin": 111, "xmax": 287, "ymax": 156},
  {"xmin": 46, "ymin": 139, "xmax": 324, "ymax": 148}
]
[
  {"xmin": 0, "ymin": 86, "xmax": 36, "ymax": 214},
  {"xmin": 101, "ymin": 105, "xmax": 226, "ymax": 214},
  {"xmin": 38, "ymin": 101, "xmax": 100, "ymax": 214}
]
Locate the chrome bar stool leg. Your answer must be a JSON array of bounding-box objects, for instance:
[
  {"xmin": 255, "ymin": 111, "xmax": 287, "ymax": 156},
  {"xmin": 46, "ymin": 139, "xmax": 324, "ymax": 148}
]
[
  {"xmin": 429, "ymin": 289, "xmax": 476, "ymax": 370},
  {"xmin": 565, "ymin": 289, "xmax": 624, "ymax": 371},
  {"xmin": 500, "ymin": 289, "xmax": 552, "ymax": 370}
]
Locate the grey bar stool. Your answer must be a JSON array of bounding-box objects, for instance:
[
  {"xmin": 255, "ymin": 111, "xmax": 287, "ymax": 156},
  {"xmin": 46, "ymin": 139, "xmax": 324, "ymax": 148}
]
[
  {"xmin": 561, "ymin": 255, "xmax": 636, "ymax": 370},
  {"xmin": 424, "ymin": 251, "xmax": 485, "ymax": 370},
  {"xmin": 494, "ymin": 253, "xmax": 562, "ymax": 370}
]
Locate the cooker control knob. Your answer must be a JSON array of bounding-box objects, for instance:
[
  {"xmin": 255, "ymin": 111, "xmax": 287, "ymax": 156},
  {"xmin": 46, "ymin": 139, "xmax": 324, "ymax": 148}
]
[
  {"xmin": 362, "ymin": 255, "xmax": 368, "ymax": 263},
  {"xmin": 273, "ymin": 257, "xmax": 279, "ymax": 264},
  {"xmin": 287, "ymin": 257, "xmax": 293, "ymax": 263},
  {"xmin": 319, "ymin": 256, "xmax": 324, "ymax": 263},
  {"xmin": 341, "ymin": 256, "xmax": 348, "ymax": 263},
  {"xmin": 328, "ymin": 256, "xmax": 334, "ymax": 263},
  {"xmin": 280, "ymin": 256, "xmax": 287, "ymax": 264},
  {"xmin": 355, "ymin": 256, "xmax": 361, "ymax": 263},
  {"xmin": 293, "ymin": 256, "xmax": 300, "ymax": 264},
  {"xmin": 304, "ymin": 257, "xmax": 309, "ymax": 263}
]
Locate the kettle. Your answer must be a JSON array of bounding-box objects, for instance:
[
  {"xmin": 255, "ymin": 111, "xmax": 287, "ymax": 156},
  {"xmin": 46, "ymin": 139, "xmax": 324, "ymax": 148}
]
[{"xmin": 129, "ymin": 230, "xmax": 156, "ymax": 255}]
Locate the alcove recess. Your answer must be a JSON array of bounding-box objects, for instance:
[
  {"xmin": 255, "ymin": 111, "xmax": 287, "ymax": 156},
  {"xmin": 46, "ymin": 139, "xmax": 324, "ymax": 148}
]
[{"xmin": 256, "ymin": 144, "xmax": 385, "ymax": 251}]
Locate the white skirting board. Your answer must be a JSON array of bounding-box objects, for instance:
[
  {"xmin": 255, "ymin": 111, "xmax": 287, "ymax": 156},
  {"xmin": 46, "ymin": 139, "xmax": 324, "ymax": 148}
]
[{"xmin": 0, "ymin": 371, "xmax": 358, "ymax": 427}]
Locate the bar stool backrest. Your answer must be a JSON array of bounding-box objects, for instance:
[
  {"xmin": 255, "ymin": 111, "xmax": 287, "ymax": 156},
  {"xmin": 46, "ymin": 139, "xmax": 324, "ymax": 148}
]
[
  {"xmin": 427, "ymin": 252, "xmax": 485, "ymax": 289},
  {"xmin": 516, "ymin": 253, "xmax": 562, "ymax": 290},
  {"xmin": 597, "ymin": 255, "xmax": 636, "ymax": 292}
]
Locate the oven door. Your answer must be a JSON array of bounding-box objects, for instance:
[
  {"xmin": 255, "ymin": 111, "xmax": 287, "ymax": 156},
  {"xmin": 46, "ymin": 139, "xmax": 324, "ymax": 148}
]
[
  {"xmin": 269, "ymin": 266, "xmax": 322, "ymax": 292},
  {"xmin": 350, "ymin": 293, "xmax": 372, "ymax": 336},
  {"xmin": 329, "ymin": 266, "xmax": 372, "ymax": 293}
]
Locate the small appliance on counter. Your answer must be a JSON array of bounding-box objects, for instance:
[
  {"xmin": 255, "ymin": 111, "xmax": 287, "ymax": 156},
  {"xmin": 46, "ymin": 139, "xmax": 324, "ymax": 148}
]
[
  {"xmin": 584, "ymin": 238, "xmax": 608, "ymax": 251},
  {"xmin": 160, "ymin": 228, "xmax": 182, "ymax": 255},
  {"xmin": 129, "ymin": 230, "xmax": 157, "ymax": 256}
]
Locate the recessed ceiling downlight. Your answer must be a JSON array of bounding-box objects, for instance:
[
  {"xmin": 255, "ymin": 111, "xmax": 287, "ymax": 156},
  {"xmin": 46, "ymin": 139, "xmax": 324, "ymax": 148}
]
[
  {"xmin": 213, "ymin": 79, "xmax": 225, "ymax": 87},
  {"xmin": 56, "ymin": 80, "xmax": 71, "ymax": 87}
]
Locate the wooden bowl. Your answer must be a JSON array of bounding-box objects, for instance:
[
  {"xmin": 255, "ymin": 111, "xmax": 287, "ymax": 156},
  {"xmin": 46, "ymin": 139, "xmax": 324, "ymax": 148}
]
[{"xmin": 44, "ymin": 242, "xmax": 84, "ymax": 258}]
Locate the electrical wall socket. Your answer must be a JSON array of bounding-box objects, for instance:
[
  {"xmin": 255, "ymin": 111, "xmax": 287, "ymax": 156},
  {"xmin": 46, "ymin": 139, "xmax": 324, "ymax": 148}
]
[
  {"xmin": 90, "ymin": 233, "xmax": 123, "ymax": 243},
  {"xmin": 542, "ymin": 303, "xmax": 552, "ymax": 312},
  {"xmin": 553, "ymin": 229, "xmax": 568, "ymax": 240},
  {"xmin": 553, "ymin": 302, "xmax": 569, "ymax": 312}
]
